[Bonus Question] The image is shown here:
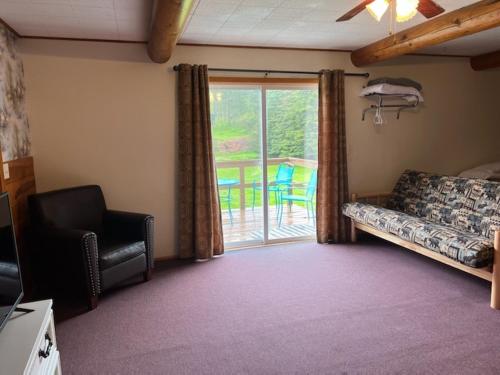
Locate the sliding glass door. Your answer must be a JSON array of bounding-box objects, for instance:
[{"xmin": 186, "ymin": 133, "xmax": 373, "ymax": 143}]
[
  {"xmin": 265, "ymin": 87, "xmax": 318, "ymax": 241},
  {"xmin": 210, "ymin": 85, "xmax": 265, "ymax": 246},
  {"xmin": 210, "ymin": 81, "xmax": 318, "ymax": 248}
]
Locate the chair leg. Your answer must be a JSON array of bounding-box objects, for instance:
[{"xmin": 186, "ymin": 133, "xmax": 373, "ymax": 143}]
[
  {"xmin": 274, "ymin": 191, "xmax": 278, "ymax": 218},
  {"xmin": 88, "ymin": 295, "xmax": 98, "ymax": 310},
  {"xmin": 252, "ymin": 185, "xmax": 256, "ymax": 211},
  {"xmin": 228, "ymin": 204, "xmax": 233, "ymax": 224},
  {"xmin": 144, "ymin": 269, "xmax": 152, "ymax": 282},
  {"xmin": 278, "ymin": 200, "xmax": 284, "ymax": 227}
]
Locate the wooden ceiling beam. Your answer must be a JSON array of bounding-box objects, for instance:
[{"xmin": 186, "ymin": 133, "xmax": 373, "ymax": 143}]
[
  {"xmin": 351, "ymin": 0, "xmax": 500, "ymax": 67},
  {"xmin": 147, "ymin": 0, "xmax": 195, "ymax": 64},
  {"xmin": 471, "ymin": 49, "xmax": 500, "ymax": 70}
]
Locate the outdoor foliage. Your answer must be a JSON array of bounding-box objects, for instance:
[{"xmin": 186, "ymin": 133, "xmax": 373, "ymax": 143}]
[
  {"xmin": 209, "ymin": 86, "xmax": 318, "ymax": 209},
  {"xmin": 267, "ymin": 89, "xmax": 318, "ymax": 160},
  {"xmin": 210, "ymin": 87, "xmax": 318, "ymax": 161}
]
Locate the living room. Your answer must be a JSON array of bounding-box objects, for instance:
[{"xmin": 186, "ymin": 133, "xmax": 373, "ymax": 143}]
[{"xmin": 1, "ymin": 0, "xmax": 500, "ymax": 374}]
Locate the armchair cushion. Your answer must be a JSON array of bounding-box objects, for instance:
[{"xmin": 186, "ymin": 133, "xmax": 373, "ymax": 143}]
[
  {"xmin": 104, "ymin": 210, "xmax": 151, "ymax": 242},
  {"xmin": 98, "ymin": 239, "xmax": 145, "ymax": 269}
]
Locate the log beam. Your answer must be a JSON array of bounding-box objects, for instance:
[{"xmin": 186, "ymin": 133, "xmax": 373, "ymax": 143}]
[
  {"xmin": 351, "ymin": 0, "xmax": 500, "ymax": 67},
  {"xmin": 147, "ymin": 0, "xmax": 195, "ymax": 64},
  {"xmin": 471, "ymin": 49, "xmax": 500, "ymax": 70}
]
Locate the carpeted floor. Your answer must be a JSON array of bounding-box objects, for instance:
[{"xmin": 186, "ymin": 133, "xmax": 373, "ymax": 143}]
[{"xmin": 55, "ymin": 239, "xmax": 500, "ymax": 374}]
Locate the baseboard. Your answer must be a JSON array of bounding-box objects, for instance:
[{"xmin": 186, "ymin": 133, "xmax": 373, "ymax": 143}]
[{"xmin": 154, "ymin": 255, "xmax": 178, "ymax": 263}]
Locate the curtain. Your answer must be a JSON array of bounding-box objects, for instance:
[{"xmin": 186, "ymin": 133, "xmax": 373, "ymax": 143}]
[
  {"xmin": 177, "ymin": 64, "xmax": 224, "ymax": 260},
  {"xmin": 316, "ymin": 70, "xmax": 350, "ymax": 244}
]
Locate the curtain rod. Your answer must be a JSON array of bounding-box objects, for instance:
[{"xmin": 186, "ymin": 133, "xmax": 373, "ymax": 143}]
[{"xmin": 173, "ymin": 66, "xmax": 369, "ymax": 78}]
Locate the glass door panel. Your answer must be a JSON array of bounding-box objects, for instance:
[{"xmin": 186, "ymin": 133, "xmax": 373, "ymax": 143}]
[
  {"xmin": 265, "ymin": 86, "xmax": 318, "ymax": 241},
  {"xmin": 210, "ymin": 85, "xmax": 264, "ymax": 247}
]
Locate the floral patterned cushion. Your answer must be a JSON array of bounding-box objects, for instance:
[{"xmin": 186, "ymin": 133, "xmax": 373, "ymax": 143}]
[
  {"xmin": 343, "ymin": 202, "xmax": 492, "ymax": 268},
  {"xmin": 387, "ymin": 170, "xmax": 500, "ymax": 240}
]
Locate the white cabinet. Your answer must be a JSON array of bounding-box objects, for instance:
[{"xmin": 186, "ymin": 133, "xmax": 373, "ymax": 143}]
[{"xmin": 0, "ymin": 300, "xmax": 61, "ymax": 374}]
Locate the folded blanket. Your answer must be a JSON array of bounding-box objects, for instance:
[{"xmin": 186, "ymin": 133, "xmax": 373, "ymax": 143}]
[
  {"xmin": 367, "ymin": 77, "xmax": 423, "ymax": 91},
  {"xmin": 360, "ymin": 83, "xmax": 424, "ymax": 102}
]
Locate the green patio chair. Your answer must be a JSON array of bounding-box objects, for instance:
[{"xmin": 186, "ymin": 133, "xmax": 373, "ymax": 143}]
[{"xmin": 279, "ymin": 169, "xmax": 317, "ymax": 227}]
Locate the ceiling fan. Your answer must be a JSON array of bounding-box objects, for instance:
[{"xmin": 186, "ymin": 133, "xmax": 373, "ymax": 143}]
[{"xmin": 336, "ymin": 0, "xmax": 445, "ymax": 23}]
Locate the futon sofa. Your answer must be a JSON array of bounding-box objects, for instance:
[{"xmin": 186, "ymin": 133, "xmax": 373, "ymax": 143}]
[{"xmin": 343, "ymin": 170, "xmax": 500, "ymax": 309}]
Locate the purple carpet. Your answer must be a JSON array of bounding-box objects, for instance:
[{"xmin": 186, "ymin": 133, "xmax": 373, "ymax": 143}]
[{"xmin": 55, "ymin": 239, "xmax": 500, "ymax": 374}]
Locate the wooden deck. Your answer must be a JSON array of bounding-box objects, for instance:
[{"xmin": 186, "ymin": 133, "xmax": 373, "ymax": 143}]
[{"xmin": 222, "ymin": 205, "xmax": 315, "ymax": 244}]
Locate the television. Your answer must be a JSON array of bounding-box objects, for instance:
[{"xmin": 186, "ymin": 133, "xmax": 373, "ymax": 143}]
[{"xmin": 0, "ymin": 193, "xmax": 23, "ymax": 333}]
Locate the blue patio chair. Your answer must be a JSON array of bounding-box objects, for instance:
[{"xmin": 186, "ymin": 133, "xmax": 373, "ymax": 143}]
[
  {"xmin": 252, "ymin": 163, "xmax": 295, "ymax": 217},
  {"xmin": 218, "ymin": 178, "xmax": 239, "ymax": 225},
  {"xmin": 279, "ymin": 169, "xmax": 317, "ymax": 226}
]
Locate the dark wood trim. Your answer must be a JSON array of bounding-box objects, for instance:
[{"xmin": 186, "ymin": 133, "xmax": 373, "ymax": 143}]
[
  {"xmin": 471, "ymin": 49, "xmax": 500, "ymax": 71},
  {"xmin": 351, "ymin": 0, "xmax": 500, "ymax": 67},
  {"xmin": 177, "ymin": 42, "xmax": 353, "ymax": 53},
  {"xmin": 21, "ymin": 35, "xmax": 146, "ymax": 44},
  {"xmin": 0, "ymin": 17, "xmax": 20, "ymax": 37}
]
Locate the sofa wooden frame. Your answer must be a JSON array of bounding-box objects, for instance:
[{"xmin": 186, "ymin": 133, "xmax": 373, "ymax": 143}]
[{"xmin": 349, "ymin": 192, "xmax": 500, "ymax": 310}]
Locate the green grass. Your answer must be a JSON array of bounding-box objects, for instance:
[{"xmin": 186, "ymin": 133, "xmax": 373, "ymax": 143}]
[{"xmin": 217, "ymin": 165, "xmax": 315, "ymax": 210}]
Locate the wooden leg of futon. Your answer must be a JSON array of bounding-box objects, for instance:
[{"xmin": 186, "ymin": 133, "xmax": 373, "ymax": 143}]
[
  {"xmin": 491, "ymin": 231, "xmax": 500, "ymax": 309},
  {"xmin": 144, "ymin": 269, "xmax": 152, "ymax": 282},
  {"xmin": 350, "ymin": 219, "xmax": 357, "ymax": 243}
]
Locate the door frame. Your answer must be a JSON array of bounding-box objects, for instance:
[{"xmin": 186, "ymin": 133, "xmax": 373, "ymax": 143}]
[{"xmin": 209, "ymin": 77, "xmax": 318, "ymax": 248}]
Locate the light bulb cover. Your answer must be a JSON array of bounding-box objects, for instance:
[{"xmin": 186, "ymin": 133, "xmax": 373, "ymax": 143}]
[
  {"xmin": 396, "ymin": 0, "xmax": 419, "ymax": 22},
  {"xmin": 366, "ymin": 0, "xmax": 390, "ymax": 22}
]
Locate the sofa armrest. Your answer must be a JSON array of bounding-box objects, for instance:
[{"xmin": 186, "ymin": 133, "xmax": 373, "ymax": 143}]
[
  {"xmin": 36, "ymin": 227, "xmax": 100, "ymax": 298},
  {"xmin": 104, "ymin": 210, "xmax": 155, "ymax": 269}
]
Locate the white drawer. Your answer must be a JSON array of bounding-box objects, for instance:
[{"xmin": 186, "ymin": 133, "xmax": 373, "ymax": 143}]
[
  {"xmin": 27, "ymin": 311, "xmax": 59, "ymax": 375},
  {"xmin": 0, "ymin": 300, "xmax": 60, "ymax": 375}
]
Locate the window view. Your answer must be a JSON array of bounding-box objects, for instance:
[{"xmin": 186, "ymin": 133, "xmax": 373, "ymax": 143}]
[{"xmin": 210, "ymin": 83, "xmax": 318, "ymax": 247}]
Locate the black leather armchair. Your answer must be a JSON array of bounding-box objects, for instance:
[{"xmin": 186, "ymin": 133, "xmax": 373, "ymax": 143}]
[{"xmin": 28, "ymin": 185, "xmax": 154, "ymax": 310}]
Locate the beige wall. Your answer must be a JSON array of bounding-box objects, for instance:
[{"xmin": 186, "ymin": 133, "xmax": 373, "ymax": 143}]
[{"xmin": 18, "ymin": 39, "xmax": 500, "ymax": 258}]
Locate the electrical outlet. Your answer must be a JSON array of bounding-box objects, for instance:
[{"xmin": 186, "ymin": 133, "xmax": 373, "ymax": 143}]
[{"xmin": 3, "ymin": 163, "xmax": 9, "ymax": 180}]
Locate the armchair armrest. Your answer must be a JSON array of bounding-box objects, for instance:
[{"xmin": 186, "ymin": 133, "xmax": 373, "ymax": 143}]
[
  {"xmin": 36, "ymin": 227, "xmax": 100, "ymax": 299},
  {"xmin": 104, "ymin": 210, "xmax": 155, "ymax": 269}
]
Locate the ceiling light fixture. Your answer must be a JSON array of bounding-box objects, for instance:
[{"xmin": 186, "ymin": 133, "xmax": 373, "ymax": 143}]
[
  {"xmin": 366, "ymin": 0, "xmax": 419, "ymax": 23},
  {"xmin": 366, "ymin": 0, "xmax": 390, "ymax": 22},
  {"xmin": 396, "ymin": 0, "xmax": 419, "ymax": 22}
]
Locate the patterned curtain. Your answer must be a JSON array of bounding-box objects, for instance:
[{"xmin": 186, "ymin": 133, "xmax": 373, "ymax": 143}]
[
  {"xmin": 177, "ymin": 64, "xmax": 224, "ymax": 260},
  {"xmin": 316, "ymin": 70, "xmax": 350, "ymax": 244}
]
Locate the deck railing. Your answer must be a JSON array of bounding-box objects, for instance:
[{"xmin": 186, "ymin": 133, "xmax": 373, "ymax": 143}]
[{"xmin": 216, "ymin": 157, "xmax": 318, "ymax": 214}]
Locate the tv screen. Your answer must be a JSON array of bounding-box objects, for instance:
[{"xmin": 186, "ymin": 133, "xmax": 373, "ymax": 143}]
[{"xmin": 0, "ymin": 193, "xmax": 23, "ymax": 332}]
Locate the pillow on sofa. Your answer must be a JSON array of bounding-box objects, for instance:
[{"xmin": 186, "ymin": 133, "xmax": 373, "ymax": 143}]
[{"xmin": 459, "ymin": 161, "xmax": 500, "ymax": 181}]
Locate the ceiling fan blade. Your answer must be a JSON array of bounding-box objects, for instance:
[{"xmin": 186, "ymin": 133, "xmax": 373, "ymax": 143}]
[
  {"xmin": 336, "ymin": 0, "xmax": 376, "ymax": 22},
  {"xmin": 417, "ymin": 0, "xmax": 445, "ymax": 18}
]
